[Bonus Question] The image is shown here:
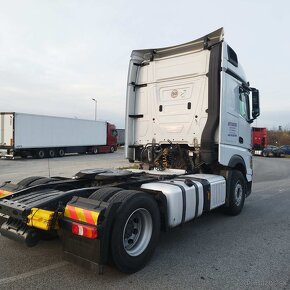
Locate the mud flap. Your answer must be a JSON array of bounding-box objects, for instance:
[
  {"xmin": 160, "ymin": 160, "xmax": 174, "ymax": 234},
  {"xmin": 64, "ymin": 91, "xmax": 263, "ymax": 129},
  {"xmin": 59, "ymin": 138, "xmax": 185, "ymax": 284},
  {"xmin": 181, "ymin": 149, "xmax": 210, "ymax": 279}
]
[{"xmin": 60, "ymin": 196, "xmax": 121, "ymax": 273}]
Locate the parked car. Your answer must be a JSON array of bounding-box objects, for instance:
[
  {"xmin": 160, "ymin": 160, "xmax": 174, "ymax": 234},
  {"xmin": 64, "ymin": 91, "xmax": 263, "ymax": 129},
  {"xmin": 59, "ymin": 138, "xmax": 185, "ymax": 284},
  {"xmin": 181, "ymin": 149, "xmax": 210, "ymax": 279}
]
[
  {"xmin": 279, "ymin": 145, "xmax": 290, "ymax": 155},
  {"xmin": 262, "ymin": 145, "xmax": 284, "ymax": 157}
]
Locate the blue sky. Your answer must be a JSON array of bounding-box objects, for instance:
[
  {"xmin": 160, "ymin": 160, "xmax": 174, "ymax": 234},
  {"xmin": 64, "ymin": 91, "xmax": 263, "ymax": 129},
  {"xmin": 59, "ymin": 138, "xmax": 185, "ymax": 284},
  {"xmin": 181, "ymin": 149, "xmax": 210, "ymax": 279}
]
[{"xmin": 0, "ymin": 0, "xmax": 289, "ymax": 129}]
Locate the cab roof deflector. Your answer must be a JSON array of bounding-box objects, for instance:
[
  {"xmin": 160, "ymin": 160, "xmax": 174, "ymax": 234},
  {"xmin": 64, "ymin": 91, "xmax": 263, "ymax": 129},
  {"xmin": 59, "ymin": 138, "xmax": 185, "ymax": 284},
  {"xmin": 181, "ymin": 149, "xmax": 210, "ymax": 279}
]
[{"xmin": 131, "ymin": 27, "xmax": 224, "ymax": 60}]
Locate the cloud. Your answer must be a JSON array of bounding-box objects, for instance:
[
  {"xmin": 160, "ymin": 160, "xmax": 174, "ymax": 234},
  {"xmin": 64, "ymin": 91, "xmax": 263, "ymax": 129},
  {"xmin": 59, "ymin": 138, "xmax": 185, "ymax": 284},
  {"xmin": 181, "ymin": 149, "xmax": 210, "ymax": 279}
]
[{"xmin": 0, "ymin": 0, "xmax": 289, "ymax": 130}]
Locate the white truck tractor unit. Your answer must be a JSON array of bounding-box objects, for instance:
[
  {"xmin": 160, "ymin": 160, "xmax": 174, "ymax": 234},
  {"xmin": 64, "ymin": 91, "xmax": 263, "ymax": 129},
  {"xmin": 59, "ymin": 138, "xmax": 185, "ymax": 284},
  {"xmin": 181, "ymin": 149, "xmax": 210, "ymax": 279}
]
[
  {"xmin": 0, "ymin": 28, "xmax": 260, "ymax": 274},
  {"xmin": 126, "ymin": 27, "xmax": 259, "ymax": 188}
]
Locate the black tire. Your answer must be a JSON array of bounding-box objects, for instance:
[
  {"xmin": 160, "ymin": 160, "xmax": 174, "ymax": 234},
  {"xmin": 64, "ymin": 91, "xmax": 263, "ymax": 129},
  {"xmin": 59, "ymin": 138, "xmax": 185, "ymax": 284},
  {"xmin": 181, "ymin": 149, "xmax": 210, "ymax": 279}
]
[
  {"xmin": 29, "ymin": 177, "xmax": 58, "ymax": 186},
  {"xmin": 93, "ymin": 148, "xmax": 98, "ymax": 154},
  {"xmin": 262, "ymin": 151, "xmax": 267, "ymax": 157},
  {"xmin": 224, "ymin": 170, "xmax": 246, "ymax": 216},
  {"xmin": 109, "ymin": 146, "xmax": 115, "ymax": 153},
  {"xmin": 88, "ymin": 187, "xmax": 122, "ymax": 202},
  {"xmin": 108, "ymin": 190, "xmax": 160, "ymax": 273},
  {"xmin": 48, "ymin": 149, "xmax": 55, "ymax": 158},
  {"xmin": 58, "ymin": 149, "xmax": 65, "ymax": 157},
  {"xmin": 35, "ymin": 150, "xmax": 45, "ymax": 159},
  {"xmin": 25, "ymin": 230, "xmax": 40, "ymax": 247},
  {"xmin": 17, "ymin": 176, "xmax": 44, "ymax": 187}
]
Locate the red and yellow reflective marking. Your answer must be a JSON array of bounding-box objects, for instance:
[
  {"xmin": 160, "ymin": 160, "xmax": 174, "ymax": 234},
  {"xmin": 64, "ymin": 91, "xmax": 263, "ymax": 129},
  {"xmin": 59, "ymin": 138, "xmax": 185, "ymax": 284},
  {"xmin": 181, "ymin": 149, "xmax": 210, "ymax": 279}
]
[
  {"xmin": 64, "ymin": 205, "xmax": 99, "ymax": 225},
  {"xmin": 0, "ymin": 189, "xmax": 12, "ymax": 198}
]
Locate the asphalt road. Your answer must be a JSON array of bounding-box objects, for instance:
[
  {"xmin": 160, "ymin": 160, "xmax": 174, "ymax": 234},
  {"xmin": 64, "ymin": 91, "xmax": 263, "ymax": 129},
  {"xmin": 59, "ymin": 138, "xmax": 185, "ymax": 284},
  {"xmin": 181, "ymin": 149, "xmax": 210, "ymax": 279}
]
[
  {"xmin": 0, "ymin": 154, "xmax": 289, "ymax": 290},
  {"xmin": 0, "ymin": 148, "xmax": 130, "ymax": 184}
]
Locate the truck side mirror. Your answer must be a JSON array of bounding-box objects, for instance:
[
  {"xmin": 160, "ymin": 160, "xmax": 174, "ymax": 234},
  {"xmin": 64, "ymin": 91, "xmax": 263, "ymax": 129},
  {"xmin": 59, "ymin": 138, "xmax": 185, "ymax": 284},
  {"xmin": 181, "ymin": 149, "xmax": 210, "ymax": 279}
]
[{"xmin": 251, "ymin": 89, "xmax": 260, "ymax": 119}]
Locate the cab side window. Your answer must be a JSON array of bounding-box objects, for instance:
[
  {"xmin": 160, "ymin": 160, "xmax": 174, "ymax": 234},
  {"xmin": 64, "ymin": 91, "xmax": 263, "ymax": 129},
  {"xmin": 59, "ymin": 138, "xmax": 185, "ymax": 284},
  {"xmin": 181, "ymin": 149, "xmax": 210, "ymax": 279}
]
[
  {"xmin": 239, "ymin": 91, "xmax": 250, "ymax": 121},
  {"xmin": 111, "ymin": 130, "xmax": 118, "ymax": 137}
]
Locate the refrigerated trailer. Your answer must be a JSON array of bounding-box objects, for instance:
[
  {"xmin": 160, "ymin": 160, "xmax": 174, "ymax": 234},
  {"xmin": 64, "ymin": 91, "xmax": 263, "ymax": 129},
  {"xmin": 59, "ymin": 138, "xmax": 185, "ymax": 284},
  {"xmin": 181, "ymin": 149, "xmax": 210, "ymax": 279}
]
[
  {"xmin": 0, "ymin": 28, "xmax": 260, "ymax": 273},
  {"xmin": 0, "ymin": 112, "xmax": 117, "ymax": 158}
]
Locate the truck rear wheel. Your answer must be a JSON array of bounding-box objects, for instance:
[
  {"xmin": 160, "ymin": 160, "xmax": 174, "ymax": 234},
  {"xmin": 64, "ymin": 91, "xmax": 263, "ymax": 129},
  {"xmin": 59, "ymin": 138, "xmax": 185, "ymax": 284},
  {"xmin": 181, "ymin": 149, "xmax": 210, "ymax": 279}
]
[
  {"xmin": 224, "ymin": 170, "xmax": 246, "ymax": 216},
  {"xmin": 35, "ymin": 150, "xmax": 45, "ymax": 159},
  {"xmin": 17, "ymin": 176, "xmax": 44, "ymax": 187},
  {"xmin": 48, "ymin": 149, "xmax": 55, "ymax": 158},
  {"xmin": 109, "ymin": 146, "xmax": 115, "ymax": 153},
  {"xmin": 29, "ymin": 177, "xmax": 58, "ymax": 186},
  {"xmin": 108, "ymin": 190, "xmax": 160, "ymax": 273},
  {"xmin": 57, "ymin": 149, "xmax": 65, "ymax": 157},
  {"xmin": 88, "ymin": 187, "xmax": 122, "ymax": 202}
]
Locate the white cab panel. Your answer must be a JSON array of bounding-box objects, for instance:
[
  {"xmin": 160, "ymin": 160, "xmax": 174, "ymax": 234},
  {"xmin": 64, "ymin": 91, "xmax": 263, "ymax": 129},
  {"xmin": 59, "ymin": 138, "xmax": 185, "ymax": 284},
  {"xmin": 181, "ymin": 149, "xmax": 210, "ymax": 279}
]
[
  {"xmin": 134, "ymin": 50, "xmax": 210, "ymax": 147},
  {"xmin": 125, "ymin": 28, "xmax": 224, "ymax": 160},
  {"xmin": 219, "ymin": 42, "xmax": 253, "ymax": 182}
]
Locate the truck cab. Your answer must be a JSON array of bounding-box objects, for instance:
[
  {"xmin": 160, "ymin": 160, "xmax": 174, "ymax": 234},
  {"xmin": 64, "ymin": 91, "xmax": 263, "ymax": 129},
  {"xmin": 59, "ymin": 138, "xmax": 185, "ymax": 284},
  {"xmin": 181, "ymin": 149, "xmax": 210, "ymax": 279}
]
[
  {"xmin": 252, "ymin": 127, "xmax": 267, "ymax": 155},
  {"xmin": 125, "ymin": 27, "xmax": 259, "ymax": 195}
]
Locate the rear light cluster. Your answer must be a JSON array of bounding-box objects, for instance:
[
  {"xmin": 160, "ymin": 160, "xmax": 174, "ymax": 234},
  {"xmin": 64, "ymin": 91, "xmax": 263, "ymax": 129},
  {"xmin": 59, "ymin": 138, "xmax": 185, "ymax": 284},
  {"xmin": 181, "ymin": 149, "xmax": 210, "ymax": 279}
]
[{"xmin": 71, "ymin": 222, "xmax": 98, "ymax": 239}]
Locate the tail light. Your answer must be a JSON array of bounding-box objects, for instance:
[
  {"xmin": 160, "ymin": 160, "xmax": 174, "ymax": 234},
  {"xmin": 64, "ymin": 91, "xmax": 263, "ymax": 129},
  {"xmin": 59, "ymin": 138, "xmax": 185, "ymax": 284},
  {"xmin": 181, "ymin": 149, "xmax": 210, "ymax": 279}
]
[
  {"xmin": 0, "ymin": 189, "xmax": 12, "ymax": 198},
  {"xmin": 71, "ymin": 222, "xmax": 98, "ymax": 239}
]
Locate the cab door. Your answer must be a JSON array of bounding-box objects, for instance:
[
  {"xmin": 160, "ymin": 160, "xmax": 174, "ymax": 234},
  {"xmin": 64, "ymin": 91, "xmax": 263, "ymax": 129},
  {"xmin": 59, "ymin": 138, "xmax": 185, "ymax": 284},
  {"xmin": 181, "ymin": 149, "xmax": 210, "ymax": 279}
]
[{"xmin": 219, "ymin": 43, "xmax": 252, "ymax": 181}]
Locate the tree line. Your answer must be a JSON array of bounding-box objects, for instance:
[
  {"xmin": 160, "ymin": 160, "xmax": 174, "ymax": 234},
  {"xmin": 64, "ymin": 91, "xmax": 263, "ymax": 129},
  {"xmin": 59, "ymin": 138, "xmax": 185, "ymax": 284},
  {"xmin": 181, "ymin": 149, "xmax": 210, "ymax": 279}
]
[{"xmin": 268, "ymin": 129, "xmax": 290, "ymax": 146}]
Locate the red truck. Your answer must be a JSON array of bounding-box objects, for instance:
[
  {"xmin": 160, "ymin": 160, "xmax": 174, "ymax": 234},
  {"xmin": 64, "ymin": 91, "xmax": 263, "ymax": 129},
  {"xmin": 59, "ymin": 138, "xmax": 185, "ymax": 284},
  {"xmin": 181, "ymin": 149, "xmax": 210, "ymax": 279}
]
[{"xmin": 252, "ymin": 127, "xmax": 267, "ymax": 155}]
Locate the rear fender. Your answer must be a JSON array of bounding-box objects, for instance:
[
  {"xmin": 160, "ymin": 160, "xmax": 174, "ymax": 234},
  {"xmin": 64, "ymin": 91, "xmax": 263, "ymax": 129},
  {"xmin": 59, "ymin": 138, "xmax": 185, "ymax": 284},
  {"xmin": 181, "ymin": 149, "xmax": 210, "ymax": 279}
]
[
  {"xmin": 60, "ymin": 196, "xmax": 122, "ymax": 269},
  {"xmin": 225, "ymin": 155, "xmax": 250, "ymax": 205},
  {"xmin": 141, "ymin": 189, "xmax": 169, "ymax": 232},
  {"xmin": 60, "ymin": 189, "xmax": 168, "ymax": 271}
]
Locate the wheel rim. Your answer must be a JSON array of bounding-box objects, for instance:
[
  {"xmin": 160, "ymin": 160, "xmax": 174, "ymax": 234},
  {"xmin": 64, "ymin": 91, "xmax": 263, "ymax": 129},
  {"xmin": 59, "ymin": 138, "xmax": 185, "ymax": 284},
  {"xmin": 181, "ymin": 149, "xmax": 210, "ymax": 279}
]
[
  {"xmin": 59, "ymin": 149, "xmax": 64, "ymax": 156},
  {"xmin": 110, "ymin": 146, "xmax": 114, "ymax": 153},
  {"xmin": 122, "ymin": 208, "xmax": 152, "ymax": 257},
  {"xmin": 39, "ymin": 151, "xmax": 45, "ymax": 158},
  {"xmin": 49, "ymin": 150, "xmax": 55, "ymax": 157},
  {"xmin": 234, "ymin": 182, "xmax": 243, "ymax": 206}
]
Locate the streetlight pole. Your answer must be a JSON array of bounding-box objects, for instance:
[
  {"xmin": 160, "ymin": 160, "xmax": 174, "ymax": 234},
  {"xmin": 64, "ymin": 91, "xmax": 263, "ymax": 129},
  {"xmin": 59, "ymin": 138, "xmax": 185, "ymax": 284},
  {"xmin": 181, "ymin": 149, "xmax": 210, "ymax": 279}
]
[{"xmin": 92, "ymin": 98, "xmax": 97, "ymax": 121}]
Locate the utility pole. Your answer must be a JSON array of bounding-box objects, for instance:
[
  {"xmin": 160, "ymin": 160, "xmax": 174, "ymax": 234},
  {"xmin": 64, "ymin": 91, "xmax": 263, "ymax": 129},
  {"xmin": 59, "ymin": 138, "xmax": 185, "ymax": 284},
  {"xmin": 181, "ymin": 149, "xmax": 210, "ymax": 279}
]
[{"xmin": 92, "ymin": 98, "xmax": 97, "ymax": 121}]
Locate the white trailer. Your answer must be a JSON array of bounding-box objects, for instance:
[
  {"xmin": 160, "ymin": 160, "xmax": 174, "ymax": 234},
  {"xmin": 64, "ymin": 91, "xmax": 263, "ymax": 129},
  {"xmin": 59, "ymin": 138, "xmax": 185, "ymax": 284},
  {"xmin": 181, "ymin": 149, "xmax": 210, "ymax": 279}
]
[{"xmin": 0, "ymin": 112, "xmax": 117, "ymax": 158}]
